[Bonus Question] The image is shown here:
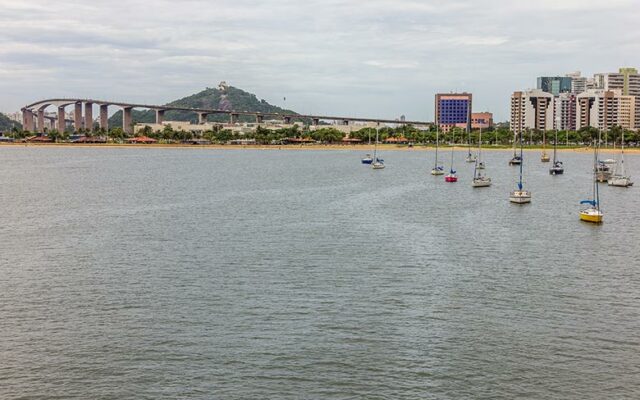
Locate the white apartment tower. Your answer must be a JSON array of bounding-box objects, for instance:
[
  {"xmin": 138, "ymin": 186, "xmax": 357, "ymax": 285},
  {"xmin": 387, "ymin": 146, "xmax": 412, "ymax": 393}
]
[
  {"xmin": 576, "ymin": 89, "xmax": 636, "ymax": 131},
  {"xmin": 594, "ymin": 68, "xmax": 640, "ymax": 128},
  {"xmin": 554, "ymin": 93, "xmax": 577, "ymax": 131},
  {"xmin": 510, "ymin": 89, "xmax": 554, "ymax": 132}
]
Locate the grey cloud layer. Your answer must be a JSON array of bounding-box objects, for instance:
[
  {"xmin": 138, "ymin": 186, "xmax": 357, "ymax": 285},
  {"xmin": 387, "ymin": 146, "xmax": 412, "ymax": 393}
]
[{"xmin": 1, "ymin": 0, "xmax": 638, "ymax": 120}]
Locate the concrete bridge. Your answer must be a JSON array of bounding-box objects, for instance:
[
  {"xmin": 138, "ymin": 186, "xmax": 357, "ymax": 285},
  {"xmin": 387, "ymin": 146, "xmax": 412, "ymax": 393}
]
[{"xmin": 22, "ymin": 98, "xmax": 431, "ymax": 134}]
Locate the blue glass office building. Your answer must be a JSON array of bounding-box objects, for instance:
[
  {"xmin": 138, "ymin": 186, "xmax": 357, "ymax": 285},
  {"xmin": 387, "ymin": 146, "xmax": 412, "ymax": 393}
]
[{"xmin": 435, "ymin": 93, "xmax": 472, "ymax": 131}]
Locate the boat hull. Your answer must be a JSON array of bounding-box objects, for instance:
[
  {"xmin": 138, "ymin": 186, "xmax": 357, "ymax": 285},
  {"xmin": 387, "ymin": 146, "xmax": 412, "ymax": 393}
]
[
  {"xmin": 509, "ymin": 158, "xmax": 522, "ymax": 166},
  {"xmin": 608, "ymin": 177, "xmax": 633, "ymax": 187},
  {"xmin": 372, "ymin": 162, "xmax": 385, "ymax": 169},
  {"xmin": 445, "ymin": 175, "xmax": 458, "ymax": 182},
  {"xmin": 431, "ymin": 169, "xmax": 444, "ymax": 175},
  {"xmin": 361, "ymin": 159, "xmax": 373, "ymax": 164},
  {"xmin": 472, "ymin": 178, "xmax": 491, "ymax": 187},
  {"xmin": 509, "ymin": 190, "xmax": 531, "ymax": 204},
  {"xmin": 549, "ymin": 168, "xmax": 564, "ymax": 175},
  {"xmin": 541, "ymin": 155, "xmax": 550, "ymax": 162},
  {"xmin": 580, "ymin": 209, "xmax": 603, "ymax": 223}
]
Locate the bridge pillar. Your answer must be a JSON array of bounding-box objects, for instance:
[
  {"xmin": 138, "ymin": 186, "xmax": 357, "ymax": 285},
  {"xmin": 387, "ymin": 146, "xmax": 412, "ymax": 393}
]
[
  {"xmin": 256, "ymin": 114, "xmax": 264, "ymax": 124},
  {"xmin": 198, "ymin": 112, "xmax": 208, "ymax": 124},
  {"xmin": 57, "ymin": 106, "xmax": 66, "ymax": 132},
  {"xmin": 230, "ymin": 113, "xmax": 238, "ymax": 124},
  {"xmin": 99, "ymin": 104, "xmax": 109, "ymax": 131},
  {"xmin": 283, "ymin": 116, "xmax": 291, "ymax": 124},
  {"xmin": 37, "ymin": 109, "xmax": 45, "ymax": 133},
  {"xmin": 312, "ymin": 118, "xmax": 319, "ymax": 126},
  {"xmin": 22, "ymin": 109, "xmax": 35, "ymax": 132},
  {"xmin": 74, "ymin": 102, "xmax": 82, "ymax": 131},
  {"xmin": 84, "ymin": 102, "xmax": 93, "ymax": 132},
  {"xmin": 156, "ymin": 109, "xmax": 164, "ymax": 124},
  {"xmin": 342, "ymin": 119, "xmax": 349, "ymax": 125},
  {"xmin": 122, "ymin": 107, "xmax": 133, "ymax": 134}
]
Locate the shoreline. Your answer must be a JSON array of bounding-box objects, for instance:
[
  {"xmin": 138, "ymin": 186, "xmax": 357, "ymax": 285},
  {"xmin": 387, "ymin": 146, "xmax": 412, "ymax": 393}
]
[{"xmin": 1, "ymin": 142, "xmax": 640, "ymax": 153}]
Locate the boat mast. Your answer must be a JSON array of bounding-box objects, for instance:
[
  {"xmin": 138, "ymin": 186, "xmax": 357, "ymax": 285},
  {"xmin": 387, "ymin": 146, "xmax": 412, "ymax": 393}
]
[
  {"xmin": 553, "ymin": 129, "xmax": 558, "ymax": 164},
  {"xmin": 467, "ymin": 108, "xmax": 472, "ymax": 158},
  {"xmin": 475, "ymin": 128, "xmax": 482, "ymax": 179},
  {"xmin": 620, "ymin": 129, "xmax": 625, "ymax": 176},
  {"xmin": 434, "ymin": 125, "xmax": 439, "ymax": 169},
  {"xmin": 518, "ymin": 128, "xmax": 524, "ymax": 190},
  {"xmin": 594, "ymin": 138, "xmax": 600, "ymax": 211},
  {"xmin": 450, "ymin": 128, "xmax": 455, "ymax": 173},
  {"xmin": 373, "ymin": 125, "xmax": 379, "ymax": 161}
]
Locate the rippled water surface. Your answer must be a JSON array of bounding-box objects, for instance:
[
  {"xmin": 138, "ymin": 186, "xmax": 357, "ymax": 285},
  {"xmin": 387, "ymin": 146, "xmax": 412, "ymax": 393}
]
[{"xmin": 1, "ymin": 146, "xmax": 639, "ymax": 399}]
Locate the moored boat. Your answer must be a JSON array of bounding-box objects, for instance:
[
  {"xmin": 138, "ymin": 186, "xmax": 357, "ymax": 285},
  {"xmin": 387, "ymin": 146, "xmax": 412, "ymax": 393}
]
[
  {"xmin": 472, "ymin": 128, "xmax": 491, "ymax": 187},
  {"xmin": 580, "ymin": 137, "xmax": 603, "ymax": 223},
  {"xmin": 509, "ymin": 129, "xmax": 530, "ymax": 204},
  {"xmin": 431, "ymin": 126, "xmax": 444, "ymax": 175},
  {"xmin": 607, "ymin": 129, "xmax": 633, "ymax": 187},
  {"xmin": 445, "ymin": 128, "xmax": 457, "ymax": 182},
  {"xmin": 549, "ymin": 130, "xmax": 564, "ymax": 175},
  {"xmin": 371, "ymin": 126, "xmax": 385, "ymax": 170}
]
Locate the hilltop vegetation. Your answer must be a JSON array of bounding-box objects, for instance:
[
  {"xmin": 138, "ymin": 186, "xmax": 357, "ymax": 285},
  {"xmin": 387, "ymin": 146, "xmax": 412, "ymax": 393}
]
[
  {"xmin": 108, "ymin": 85, "xmax": 297, "ymax": 127},
  {"xmin": 0, "ymin": 112, "xmax": 21, "ymax": 133}
]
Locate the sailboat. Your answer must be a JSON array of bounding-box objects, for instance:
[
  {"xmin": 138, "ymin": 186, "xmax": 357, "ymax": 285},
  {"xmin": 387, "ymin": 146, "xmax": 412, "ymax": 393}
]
[
  {"xmin": 431, "ymin": 125, "xmax": 444, "ymax": 175},
  {"xmin": 372, "ymin": 126, "xmax": 385, "ymax": 169},
  {"xmin": 509, "ymin": 130, "xmax": 522, "ymax": 165},
  {"xmin": 549, "ymin": 129, "xmax": 564, "ymax": 175},
  {"xmin": 509, "ymin": 128, "xmax": 531, "ymax": 203},
  {"xmin": 580, "ymin": 139, "xmax": 603, "ymax": 223},
  {"xmin": 541, "ymin": 129, "xmax": 550, "ymax": 162},
  {"xmin": 465, "ymin": 125, "xmax": 476, "ymax": 163},
  {"xmin": 444, "ymin": 128, "xmax": 458, "ymax": 182},
  {"xmin": 608, "ymin": 129, "xmax": 633, "ymax": 187},
  {"xmin": 476, "ymin": 127, "xmax": 485, "ymax": 169},
  {"xmin": 472, "ymin": 128, "xmax": 491, "ymax": 187},
  {"xmin": 596, "ymin": 128, "xmax": 613, "ymax": 182},
  {"xmin": 361, "ymin": 129, "xmax": 373, "ymax": 164}
]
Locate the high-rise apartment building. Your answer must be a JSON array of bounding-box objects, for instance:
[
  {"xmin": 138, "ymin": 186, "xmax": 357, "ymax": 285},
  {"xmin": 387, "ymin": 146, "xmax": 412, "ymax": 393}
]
[
  {"xmin": 576, "ymin": 89, "xmax": 636, "ymax": 131},
  {"xmin": 594, "ymin": 67, "xmax": 640, "ymax": 128},
  {"xmin": 510, "ymin": 89, "xmax": 554, "ymax": 132},
  {"xmin": 435, "ymin": 93, "xmax": 472, "ymax": 132},
  {"xmin": 554, "ymin": 93, "xmax": 577, "ymax": 131},
  {"xmin": 537, "ymin": 76, "xmax": 572, "ymax": 96},
  {"xmin": 564, "ymin": 71, "xmax": 595, "ymax": 94}
]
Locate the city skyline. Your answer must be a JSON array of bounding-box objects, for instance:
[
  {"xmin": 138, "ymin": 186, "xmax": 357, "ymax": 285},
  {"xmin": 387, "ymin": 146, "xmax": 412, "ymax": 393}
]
[{"xmin": 1, "ymin": 0, "xmax": 639, "ymax": 121}]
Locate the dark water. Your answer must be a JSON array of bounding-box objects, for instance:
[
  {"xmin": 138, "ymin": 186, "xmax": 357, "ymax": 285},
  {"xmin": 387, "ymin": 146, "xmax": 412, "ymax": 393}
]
[{"xmin": 1, "ymin": 146, "xmax": 639, "ymax": 399}]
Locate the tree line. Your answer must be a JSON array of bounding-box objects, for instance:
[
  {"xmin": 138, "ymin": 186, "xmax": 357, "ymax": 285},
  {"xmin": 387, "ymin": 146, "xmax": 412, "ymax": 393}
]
[{"xmin": 6, "ymin": 123, "xmax": 640, "ymax": 146}]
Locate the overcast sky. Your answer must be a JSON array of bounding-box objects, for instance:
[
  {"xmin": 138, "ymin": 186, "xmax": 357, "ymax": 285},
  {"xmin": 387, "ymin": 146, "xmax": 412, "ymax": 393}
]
[{"xmin": 1, "ymin": 0, "xmax": 639, "ymax": 121}]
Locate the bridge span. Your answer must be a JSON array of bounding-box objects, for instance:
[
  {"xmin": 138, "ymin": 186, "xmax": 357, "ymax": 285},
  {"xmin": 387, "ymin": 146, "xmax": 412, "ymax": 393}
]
[{"xmin": 22, "ymin": 98, "xmax": 432, "ymax": 134}]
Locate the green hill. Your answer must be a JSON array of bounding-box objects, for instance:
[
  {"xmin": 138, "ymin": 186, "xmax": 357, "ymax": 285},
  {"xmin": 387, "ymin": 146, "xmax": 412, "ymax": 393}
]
[
  {"xmin": 0, "ymin": 112, "xmax": 21, "ymax": 133},
  {"xmin": 109, "ymin": 85, "xmax": 298, "ymax": 128}
]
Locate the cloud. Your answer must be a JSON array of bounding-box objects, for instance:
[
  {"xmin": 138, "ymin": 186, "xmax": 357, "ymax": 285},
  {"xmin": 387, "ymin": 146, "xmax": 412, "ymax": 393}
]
[{"xmin": 0, "ymin": 0, "xmax": 639, "ymax": 120}]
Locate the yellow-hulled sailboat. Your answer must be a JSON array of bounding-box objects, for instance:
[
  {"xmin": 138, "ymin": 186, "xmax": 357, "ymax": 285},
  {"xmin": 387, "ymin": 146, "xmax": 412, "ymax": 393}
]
[{"xmin": 580, "ymin": 138, "xmax": 603, "ymax": 223}]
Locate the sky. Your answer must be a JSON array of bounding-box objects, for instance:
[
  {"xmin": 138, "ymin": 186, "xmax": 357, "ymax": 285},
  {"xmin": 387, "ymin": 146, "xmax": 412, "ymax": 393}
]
[{"xmin": 1, "ymin": 0, "xmax": 639, "ymax": 121}]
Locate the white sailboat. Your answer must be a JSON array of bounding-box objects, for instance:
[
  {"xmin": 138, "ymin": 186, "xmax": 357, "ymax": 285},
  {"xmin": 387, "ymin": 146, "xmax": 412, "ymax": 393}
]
[
  {"xmin": 465, "ymin": 124, "xmax": 476, "ymax": 163},
  {"xmin": 549, "ymin": 129, "xmax": 564, "ymax": 175},
  {"xmin": 509, "ymin": 130, "xmax": 522, "ymax": 165},
  {"xmin": 472, "ymin": 128, "xmax": 491, "ymax": 187},
  {"xmin": 509, "ymin": 128, "xmax": 531, "ymax": 203},
  {"xmin": 361, "ymin": 129, "xmax": 373, "ymax": 164},
  {"xmin": 431, "ymin": 125, "xmax": 444, "ymax": 175},
  {"xmin": 608, "ymin": 129, "xmax": 633, "ymax": 187},
  {"xmin": 541, "ymin": 129, "xmax": 550, "ymax": 162},
  {"xmin": 372, "ymin": 125, "xmax": 385, "ymax": 169},
  {"xmin": 445, "ymin": 128, "xmax": 458, "ymax": 182}
]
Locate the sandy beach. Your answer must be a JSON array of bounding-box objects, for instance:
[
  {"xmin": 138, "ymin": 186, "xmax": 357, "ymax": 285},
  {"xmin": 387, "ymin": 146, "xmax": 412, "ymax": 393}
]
[{"xmin": 2, "ymin": 142, "xmax": 640, "ymax": 153}]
